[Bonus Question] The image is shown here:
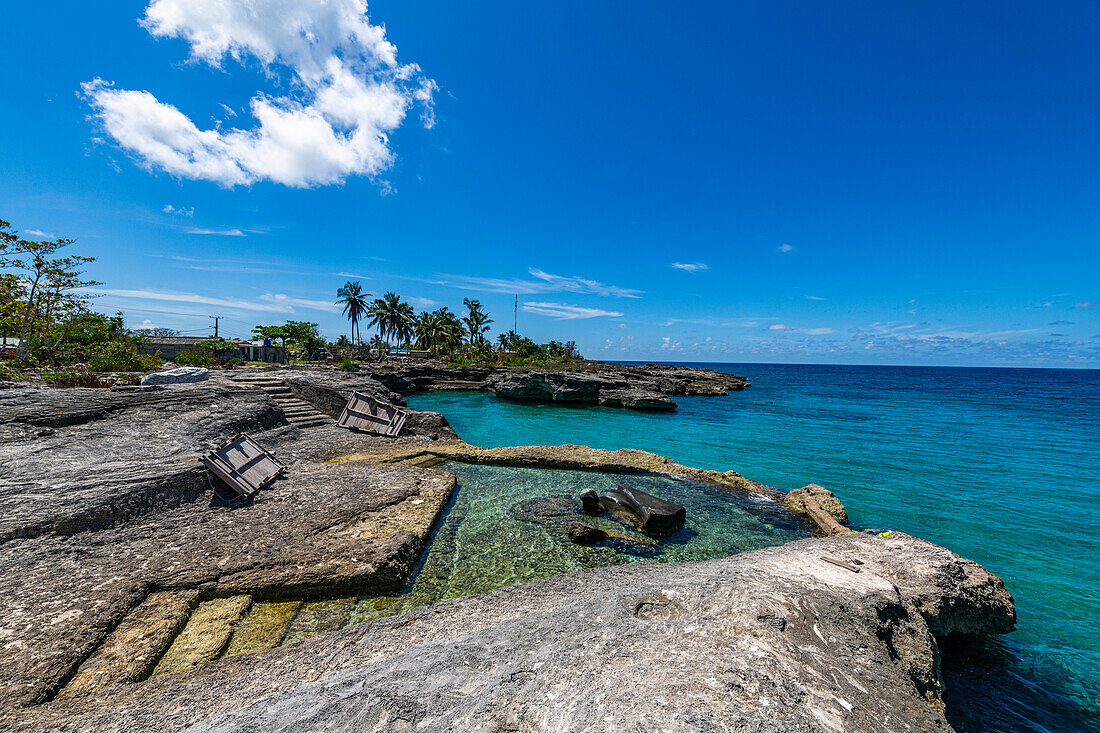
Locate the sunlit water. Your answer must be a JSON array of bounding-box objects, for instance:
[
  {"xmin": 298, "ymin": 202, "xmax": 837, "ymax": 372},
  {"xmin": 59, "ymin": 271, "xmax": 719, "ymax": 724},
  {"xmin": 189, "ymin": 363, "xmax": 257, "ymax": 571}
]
[
  {"xmin": 348, "ymin": 462, "xmax": 811, "ymax": 625},
  {"xmin": 409, "ymin": 363, "xmax": 1100, "ymax": 733}
]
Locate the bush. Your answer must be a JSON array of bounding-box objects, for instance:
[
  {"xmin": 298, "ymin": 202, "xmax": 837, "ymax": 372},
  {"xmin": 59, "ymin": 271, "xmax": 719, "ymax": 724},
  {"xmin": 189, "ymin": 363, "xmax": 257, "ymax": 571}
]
[
  {"xmin": 223, "ymin": 358, "xmax": 243, "ymax": 369},
  {"xmin": 42, "ymin": 368, "xmax": 108, "ymax": 388},
  {"xmin": 175, "ymin": 349, "xmax": 216, "ymax": 368},
  {"xmin": 88, "ymin": 341, "xmax": 162, "ymax": 373},
  {"xmin": 0, "ymin": 362, "xmax": 25, "ymax": 382},
  {"xmin": 338, "ymin": 357, "xmax": 358, "ymax": 372}
]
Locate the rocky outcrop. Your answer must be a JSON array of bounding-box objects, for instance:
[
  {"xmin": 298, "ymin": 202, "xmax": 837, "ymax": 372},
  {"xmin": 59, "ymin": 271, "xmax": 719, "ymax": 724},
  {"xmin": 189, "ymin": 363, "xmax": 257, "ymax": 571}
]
[
  {"xmin": 278, "ymin": 371, "xmax": 458, "ymax": 440},
  {"xmin": 364, "ymin": 359, "xmax": 749, "ymax": 411},
  {"xmin": 786, "ymin": 483, "xmax": 852, "ymax": 536},
  {"xmin": 16, "ymin": 533, "xmax": 1015, "ymax": 732},
  {"xmin": 0, "ymin": 379, "xmax": 458, "ymax": 711},
  {"xmin": 596, "ymin": 387, "xmax": 676, "ymax": 411}
]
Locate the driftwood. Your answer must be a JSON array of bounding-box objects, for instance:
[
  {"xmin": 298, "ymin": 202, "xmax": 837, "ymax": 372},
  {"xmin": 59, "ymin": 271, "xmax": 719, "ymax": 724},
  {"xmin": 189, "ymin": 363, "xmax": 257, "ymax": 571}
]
[{"xmin": 600, "ymin": 482, "xmax": 686, "ymax": 535}]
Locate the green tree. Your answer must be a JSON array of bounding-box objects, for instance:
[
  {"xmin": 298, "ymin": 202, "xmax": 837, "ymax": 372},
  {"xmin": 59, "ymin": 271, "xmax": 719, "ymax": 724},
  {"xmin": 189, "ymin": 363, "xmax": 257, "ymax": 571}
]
[
  {"xmin": 252, "ymin": 324, "xmax": 288, "ymax": 350},
  {"xmin": 415, "ymin": 307, "xmax": 465, "ymax": 357},
  {"xmin": 335, "ymin": 281, "xmax": 369, "ymax": 346},
  {"xmin": 462, "ymin": 298, "xmax": 493, "ymax": 345}
]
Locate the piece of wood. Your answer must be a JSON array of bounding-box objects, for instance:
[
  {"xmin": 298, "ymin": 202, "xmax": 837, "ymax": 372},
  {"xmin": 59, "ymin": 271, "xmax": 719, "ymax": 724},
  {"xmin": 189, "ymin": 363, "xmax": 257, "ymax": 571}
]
[
  {"xmin": 821, "ymin": 556, "xmax": 861, "ymax": 573},
  {"xmin": 203, "ymin": 433, "xmax": 285, "ymax": 498},
  {"xmin": 337, "ymin": 391, "xmax": 408, "ymax": 436}
]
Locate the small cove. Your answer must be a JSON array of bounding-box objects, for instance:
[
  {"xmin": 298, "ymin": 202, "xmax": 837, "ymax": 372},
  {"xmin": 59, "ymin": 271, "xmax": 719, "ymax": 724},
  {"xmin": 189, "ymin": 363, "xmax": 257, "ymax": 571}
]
[{"xmin": 221, "ymin": 461, "xmax": 812, "ymax": 656}]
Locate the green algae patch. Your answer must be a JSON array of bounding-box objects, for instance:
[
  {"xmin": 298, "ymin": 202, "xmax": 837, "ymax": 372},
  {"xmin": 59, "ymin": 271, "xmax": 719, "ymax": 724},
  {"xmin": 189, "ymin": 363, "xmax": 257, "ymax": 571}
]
[
  {"xmin": 59, "ymin": 590, "xmax": 198, "ymax": 697},
  {"xmin": 223, "ymin": 600, "xmax": 303, "ymax": 658},
  {"xmin": 151, "ymin": 595, "xmax": 252, "ymax": 677},
  {"xmin": 281, "ymin": 598, "xmax": 356, "ymax": 645}
]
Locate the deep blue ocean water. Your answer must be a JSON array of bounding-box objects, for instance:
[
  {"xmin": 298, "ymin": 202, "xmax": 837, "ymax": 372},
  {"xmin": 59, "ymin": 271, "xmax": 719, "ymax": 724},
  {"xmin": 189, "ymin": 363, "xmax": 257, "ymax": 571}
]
[{"xmin": 409, "ymin": 363, "xmax": 1100, "ymax": 732}]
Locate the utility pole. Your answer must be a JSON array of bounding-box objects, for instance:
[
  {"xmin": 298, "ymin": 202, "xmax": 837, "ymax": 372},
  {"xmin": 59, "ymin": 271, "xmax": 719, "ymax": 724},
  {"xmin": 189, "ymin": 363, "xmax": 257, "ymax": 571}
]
[
  {"xmin": 514, "ymin": 295, "xmax": 518, "ymax": 333},
  {"xmin": 209, "ymin": 315, "xmax": 221, "ymax": 338}
]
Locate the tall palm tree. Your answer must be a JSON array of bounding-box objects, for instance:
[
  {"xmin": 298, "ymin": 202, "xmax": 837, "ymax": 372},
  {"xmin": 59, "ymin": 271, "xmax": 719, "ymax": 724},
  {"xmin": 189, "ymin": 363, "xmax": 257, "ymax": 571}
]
[
  {"xmin": 415, "ymin": 307, "xmax": 465, "ymax": 357},
  {"xmin": 335, "ymin": 281, "xmax": 370, "ymax": 347},
  {"xmin": 462, "ymin": 298, "xmax": 493, "ymax": 345}
]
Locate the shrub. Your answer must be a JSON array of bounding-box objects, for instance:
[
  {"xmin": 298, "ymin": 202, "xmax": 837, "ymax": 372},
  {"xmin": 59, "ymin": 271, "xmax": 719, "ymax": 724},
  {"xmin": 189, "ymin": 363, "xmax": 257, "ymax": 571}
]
[
  {"xmin": 223, "ymin": 358, "xmax": 243, "ymax": 369},
  {"xmin": 175, "ymin": 349, "xmax": 216, "ymax": 368},
  {"xmin": 42, "ymin": 368, "xmax": 108, "ymax": 388},
  {"xmin": 0, "ymin": 362, "xmax": 25, "ymax": 382},
  {"xmin": 338, "ymin": 357, "xmax": 358, "ymax": 372},
  {"xmin": 88, "ymin": 341, "xmax": 163, "ymax": 373}
]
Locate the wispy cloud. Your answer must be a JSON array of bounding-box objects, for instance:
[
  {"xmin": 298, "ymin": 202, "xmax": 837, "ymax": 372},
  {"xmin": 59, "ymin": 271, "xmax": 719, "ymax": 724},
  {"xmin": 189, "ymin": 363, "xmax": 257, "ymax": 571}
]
[
  {"xmin": 163, "ymin": 204, "xmax": 194, "ymax": 217},
  {"xmin": 522, "ymin": 302, "xmax": 624, "ymax": 320},
  {"xmin": 82, "ymin": 287, "xmax": 292, "ymax": 312},
  {"xmin": 407, "ymin": 296, "xmax": 438, "ymax": 308},
  {"xmin": 24, "ymin": 229, "xmax": 55, "ymax": 238},
  {"xmin": 1075, "ymin": 302, "xmax": 1100, "ymax": 309},
  {"xmin": 439, "ymin": 268, "xmax": 642, "ymax": 298},
  {"xmin": 805, "ymin": 295, "xmax": 827, "ymax": 301},
  {"xmin": 259, "ymin": 293, "xmax": 340, "ymax": 312},
  {"xmin": 669, "ymin": 262, "xmax": 708, "ymax": 273},
  {"xmin": 777, "ymin": 243, "xmax": 794, "ymax": 253},
  {"xmin": 185, "ymin": 227, "xmax": 247, "ymax": 236},
  {"xmin": 1049, "ymin": 320, "xmax": 1075, "ymax": 326}
]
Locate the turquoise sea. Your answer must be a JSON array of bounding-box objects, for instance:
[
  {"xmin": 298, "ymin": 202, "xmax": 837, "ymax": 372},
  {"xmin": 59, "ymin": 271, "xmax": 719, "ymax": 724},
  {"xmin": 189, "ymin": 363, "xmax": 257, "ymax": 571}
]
[{"xmin": 409, "ymin": 363, "xmax": 1100, "ymax": 733}]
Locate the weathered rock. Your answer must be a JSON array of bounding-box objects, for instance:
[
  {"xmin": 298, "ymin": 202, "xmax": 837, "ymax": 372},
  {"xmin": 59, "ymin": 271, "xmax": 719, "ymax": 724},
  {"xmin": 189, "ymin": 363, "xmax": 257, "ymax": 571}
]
[
  {"xmin": 0, "ymin": 381, "xmax": 457, "ymax": 711},
  {"xmin": 15, "ymin": 533, "xmax": 1015, "ymax": 732},
  {"xmin": 600, "ymin": 482, "xmax": 686, "ymax": 535},
  {"xmin": 140, "ymin": 367, "xmax": 209, "ymax": 385},
  {"xmin": 596, "ymin": 388, "xmax": 677, "ymax": 411},
  {"xmin": 362, "ymin": 359, "xmax": 749, "ymax": 411},
  {"xmin": 578, "ymin": 488, "xmax": 603, "ymax": 515},
  {"xmin": 279, "ymin": 371, "xmax": 458, "ymax": 440},
  {"xmin": 489, "ymin": 371, "xmax": 612, "ymax": 403},
  {"xmin": 566, "ymin": 522, "xmax": 607, "ymax": 545},
  {"xmin": 785, "ymin": 483, "xmax": 852, "ymax": 535}
]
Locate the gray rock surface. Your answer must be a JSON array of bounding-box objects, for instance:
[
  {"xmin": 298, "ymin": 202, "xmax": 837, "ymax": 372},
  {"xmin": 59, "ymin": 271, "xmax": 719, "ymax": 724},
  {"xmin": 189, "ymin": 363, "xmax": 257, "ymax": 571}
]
[
  {"xmin": 279, "ymin": 370, "xmax": 458, "ymax": 440},
  {"xmin": 140, "ymin": 367, "xmax": 209, "ymax": 385},
  {"xmin": 15, "ymin": 533, "xmax": 1015, "ymax": 732},
  {"xmin": 0, "ymin": 379, "xmax": 457, "ymax": 711},
  {"xmin": 366, "ymin": 359, "xmax": 749, "ymax": 411}
]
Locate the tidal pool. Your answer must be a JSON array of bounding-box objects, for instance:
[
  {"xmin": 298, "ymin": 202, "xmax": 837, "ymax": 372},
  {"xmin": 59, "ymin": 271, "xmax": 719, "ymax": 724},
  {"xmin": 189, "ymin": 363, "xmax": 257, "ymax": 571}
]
[{"xmin": 231, "ymin": 461, "xmax": 812, "ymax": 650}]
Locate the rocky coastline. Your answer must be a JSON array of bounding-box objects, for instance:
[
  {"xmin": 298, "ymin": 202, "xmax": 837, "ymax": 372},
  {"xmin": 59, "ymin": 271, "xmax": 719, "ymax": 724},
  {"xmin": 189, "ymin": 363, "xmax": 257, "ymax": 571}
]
[
  {"xmin": 363, "ymin": 358, "xmax": 751, "ymax": 411},
  {"xmin": 0, "ymin": 368, "xmax": 1015, "ymax": 732}
]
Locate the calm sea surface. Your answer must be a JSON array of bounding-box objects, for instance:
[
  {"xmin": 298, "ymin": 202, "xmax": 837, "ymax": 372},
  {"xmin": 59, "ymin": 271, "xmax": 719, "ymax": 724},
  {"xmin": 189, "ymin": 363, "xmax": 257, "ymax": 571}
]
[{"xmin": 409, "ymin": 362, "xmax": 1100, "ymax": 733}]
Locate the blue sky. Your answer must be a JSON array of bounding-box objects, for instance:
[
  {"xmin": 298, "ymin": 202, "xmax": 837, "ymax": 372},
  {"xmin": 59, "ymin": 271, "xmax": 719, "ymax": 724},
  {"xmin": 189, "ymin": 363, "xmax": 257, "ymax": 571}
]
[{"xmin": 2, "ymin": 0, "xmax": 1098, "ymax": 366}]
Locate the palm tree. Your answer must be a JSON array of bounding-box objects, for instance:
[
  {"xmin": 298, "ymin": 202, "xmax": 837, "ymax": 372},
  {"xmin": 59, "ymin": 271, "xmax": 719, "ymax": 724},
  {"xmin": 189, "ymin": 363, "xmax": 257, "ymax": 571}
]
[
  {"xmin": 335, "ymin": 281, "xmax": 370, "ymax": 347},
  {"xmin": 462, "ymin": 298, "xmax": 493, "ymax": 345},
  {"xmin": 415, "ymin": 307, "xmax": 465, "ymax": 357}
]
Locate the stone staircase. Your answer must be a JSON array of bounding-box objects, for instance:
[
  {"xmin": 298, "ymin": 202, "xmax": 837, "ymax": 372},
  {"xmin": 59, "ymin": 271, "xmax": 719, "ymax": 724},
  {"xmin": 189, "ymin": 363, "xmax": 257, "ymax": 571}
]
[{"xmin": 233, "ymin": 374, "xmax": 333, "ymax": 429}]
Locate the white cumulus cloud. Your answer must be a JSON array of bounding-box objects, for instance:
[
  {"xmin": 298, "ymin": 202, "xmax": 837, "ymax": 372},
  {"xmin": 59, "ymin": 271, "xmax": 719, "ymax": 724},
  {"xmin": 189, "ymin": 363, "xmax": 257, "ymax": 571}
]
[
  {"xmin": 83, "ymin": 0, "xmax": 436, "ymax": 188},
  {"xmin": 777, "ymin": 243, "xmax": 794, "ymax": 253},
  {"xmin": 522, "ymin": 302, "xmax": 624, "ymax": 320}
]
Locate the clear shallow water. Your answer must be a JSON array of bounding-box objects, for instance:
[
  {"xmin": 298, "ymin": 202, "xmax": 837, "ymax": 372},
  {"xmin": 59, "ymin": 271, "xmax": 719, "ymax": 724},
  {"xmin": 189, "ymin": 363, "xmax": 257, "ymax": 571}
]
[
  {"xmin": 409, "ymin": 363, "xmax": 1100, "ymax": 733},
  {"xmin": 348, "ymin": 462, "xmax": 811, "ymax": 625}
]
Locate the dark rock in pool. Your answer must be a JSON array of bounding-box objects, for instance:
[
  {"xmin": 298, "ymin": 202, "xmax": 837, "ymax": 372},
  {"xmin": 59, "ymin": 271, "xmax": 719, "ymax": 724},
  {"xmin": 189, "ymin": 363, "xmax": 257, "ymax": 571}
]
[
  {"xmin": 600, "ymin": 483, "xmax": 686, "ymax": 535},
  {"xmin": 567, "ymin": 522, "xmax": 607, "ymax": 545},
  {"xmin": 579, "ymin": 488, "xmax": 604, "ymax": 515},
  {"xmin": 510, "ymin": 496, "xmax": 579, "ymax": 524}
]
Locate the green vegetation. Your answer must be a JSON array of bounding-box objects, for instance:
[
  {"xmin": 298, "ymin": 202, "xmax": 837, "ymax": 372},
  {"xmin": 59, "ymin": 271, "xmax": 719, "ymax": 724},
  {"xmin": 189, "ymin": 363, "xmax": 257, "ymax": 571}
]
[
  {"xmin": 0, "ymin": 218, "xmax": 166, "ymax": 381},
  {"xmin": 326, "ymin": 285, "xmax": 583, "ymax": 367}
]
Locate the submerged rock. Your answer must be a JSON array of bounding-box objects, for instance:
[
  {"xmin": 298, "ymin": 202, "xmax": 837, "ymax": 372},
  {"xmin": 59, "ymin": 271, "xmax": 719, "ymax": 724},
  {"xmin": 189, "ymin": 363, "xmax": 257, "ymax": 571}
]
[
  {"xmin": 18, "ymin": 533, "xmax": 1016, "ymax": 732},
  {"xmin": 566, "ymin": 522, "xmax": 607, "ymax": 545}
]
